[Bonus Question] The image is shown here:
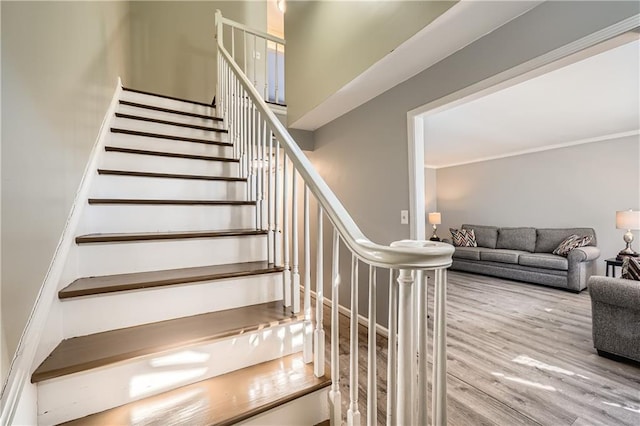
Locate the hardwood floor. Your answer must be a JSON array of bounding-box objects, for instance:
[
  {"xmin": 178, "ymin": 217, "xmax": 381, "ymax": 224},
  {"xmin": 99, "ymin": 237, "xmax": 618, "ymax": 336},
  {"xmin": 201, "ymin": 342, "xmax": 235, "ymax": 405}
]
[{"xmin": 323, "ymin": 271, "xmax": 640, "ymax": 425}]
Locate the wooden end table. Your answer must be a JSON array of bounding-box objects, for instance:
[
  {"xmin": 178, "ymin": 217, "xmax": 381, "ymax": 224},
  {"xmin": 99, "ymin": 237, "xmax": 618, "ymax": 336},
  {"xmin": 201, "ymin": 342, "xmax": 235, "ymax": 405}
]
[{"xmin": 605, "ymin": 258, "xmax": 623, "ymax": 277}]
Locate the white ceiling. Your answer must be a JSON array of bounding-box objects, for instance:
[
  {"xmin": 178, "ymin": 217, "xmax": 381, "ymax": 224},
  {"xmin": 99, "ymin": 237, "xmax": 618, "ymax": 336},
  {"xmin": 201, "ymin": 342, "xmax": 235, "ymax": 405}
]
[
  {"xmin": 423, "ymin": 38, "xmax": 640, "ymax": 168},
  {"xmin": 290, "ymin": 0, "xmax": 543, "ymax": 130}
]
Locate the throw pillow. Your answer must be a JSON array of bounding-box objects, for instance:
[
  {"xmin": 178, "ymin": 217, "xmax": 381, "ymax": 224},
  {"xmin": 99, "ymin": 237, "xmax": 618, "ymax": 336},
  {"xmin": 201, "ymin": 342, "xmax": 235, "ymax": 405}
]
[
  {"xmin": 450, "ymin": 228, "xmax": 478, "ymax": 247},
  {"xmin": 621, "ymin": 256, "xmax": 640, "ymax": 281},
  {"xmin": 552, "ymin": 234, "xmax": 593, "ymax": 257}
]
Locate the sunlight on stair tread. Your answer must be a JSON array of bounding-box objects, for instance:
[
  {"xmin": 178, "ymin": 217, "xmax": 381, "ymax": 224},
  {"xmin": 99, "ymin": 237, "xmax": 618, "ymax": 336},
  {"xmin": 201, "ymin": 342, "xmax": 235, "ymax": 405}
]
[{"xmin": 130, "ymin": 368, "xmax": 208, "ymax": 398}]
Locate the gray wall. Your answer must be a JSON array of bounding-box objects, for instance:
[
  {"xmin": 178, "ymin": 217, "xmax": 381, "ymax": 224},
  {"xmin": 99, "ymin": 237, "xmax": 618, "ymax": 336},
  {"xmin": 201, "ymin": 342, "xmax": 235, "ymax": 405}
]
[
  {"xmin": 1, "ymin": 1, "xmax": 131, "ymax": 382},
  {"xmin": 437, "ymin": 136, "xmax": 640, "ymax": 275},
  {"xmin": 284, "ymin": 0, "xmax": 457, "ymax": 126},
  {"xmin": 306, "ymin": 1, "xmax": 639, "ymax": 327},
  {"xmin": 129, "ymin": 1, "xmax": 267, "ymax": 104}
]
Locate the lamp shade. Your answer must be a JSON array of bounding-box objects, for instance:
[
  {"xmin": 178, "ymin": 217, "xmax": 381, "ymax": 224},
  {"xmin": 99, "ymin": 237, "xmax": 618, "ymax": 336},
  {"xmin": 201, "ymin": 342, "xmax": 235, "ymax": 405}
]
[
  {"xmin": 428, "ymin": 212, "xmax": 442, "ymax": 225},
  {"xmin": 616, "ymin": 210, "xmax": 640, "ymax": 230}
]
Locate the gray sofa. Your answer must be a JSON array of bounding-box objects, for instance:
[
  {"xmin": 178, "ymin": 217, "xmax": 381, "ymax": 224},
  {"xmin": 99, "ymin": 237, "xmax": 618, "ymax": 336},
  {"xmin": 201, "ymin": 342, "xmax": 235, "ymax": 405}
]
[
  {"xmin": 448, "ymin": 225, "xmax": 600, "ymax": 292},
  {"xmin": 589, "ymin": 275, "xmax": 640, "ymax": 362}
]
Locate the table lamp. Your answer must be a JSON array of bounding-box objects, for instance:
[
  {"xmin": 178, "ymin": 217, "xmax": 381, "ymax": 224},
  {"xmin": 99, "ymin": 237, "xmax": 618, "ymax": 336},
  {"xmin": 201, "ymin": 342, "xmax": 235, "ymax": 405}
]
[
  {"xmin": 428, "ymin": 212, "xmax": 441, "ymax": 242},
  {"xmin": 616, "ymin": 209, "xmax": 640, "ymax": 260}
]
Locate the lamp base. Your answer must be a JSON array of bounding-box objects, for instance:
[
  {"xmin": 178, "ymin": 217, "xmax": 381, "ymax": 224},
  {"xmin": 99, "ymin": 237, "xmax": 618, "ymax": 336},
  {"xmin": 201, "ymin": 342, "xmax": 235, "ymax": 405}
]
[
  {"xmin": 617, "ymin": 250, "xmax": 639, "ymax": 261},
  {"xmin": 430, "ymin": 236, "xmax": 441, "ymax": 242}
]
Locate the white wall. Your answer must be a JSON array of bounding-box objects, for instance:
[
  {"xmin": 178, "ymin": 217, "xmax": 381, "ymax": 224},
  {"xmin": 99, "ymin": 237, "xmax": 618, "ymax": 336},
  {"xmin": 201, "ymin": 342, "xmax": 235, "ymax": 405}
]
[
  {"xmin": 129, "ymin": 1, "xmax": 267, "ymax": 104},
  {"xmin": 1, "ymin": 1, "xmax": 131, "ymax": 383},
  {"xmin": 437, "ymin": 136, "xmax": 640, "ymax": 274}
]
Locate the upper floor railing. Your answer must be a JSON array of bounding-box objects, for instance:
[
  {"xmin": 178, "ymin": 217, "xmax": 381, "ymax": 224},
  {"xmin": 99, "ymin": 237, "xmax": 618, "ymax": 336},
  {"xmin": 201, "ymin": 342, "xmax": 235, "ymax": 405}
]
[
  {"xmin": 217, "ymin": 13, "xmax": 285, "ymax": 105},
  {"xmin": 215, "ymin": 10, "xmax": 454, "ymax": 425}
]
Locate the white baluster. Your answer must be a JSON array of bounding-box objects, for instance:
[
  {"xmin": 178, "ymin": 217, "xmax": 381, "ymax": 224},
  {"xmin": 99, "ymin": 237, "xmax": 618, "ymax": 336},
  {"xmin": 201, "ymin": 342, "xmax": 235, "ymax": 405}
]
[
  {"xmin": 274, "ymin": 141, "xmax": 281, "ymax": 266},
  {"xmin": 347, "ymin": 254, "xmax": 361, "ymax": 426},
  {"xmin": 303, "ymin": 186, "xmax": 312, "ymax": 363},
  {"xmin": 249, "ymin": 105, "xmax": 256, "ymax": 202},
  {"xmin": 432, "ymin": 268, "xmax": 448, "ymax": 426},
  {"xmin": 396, "ymin": 269, "xmax": 414, "ymax": 426},
  {"xmin": 314, "ymin": 206, "xmax": 325, "ymax": 377},
  {"xmin": 417, "ymin": 271, "xmax": 428, "ymax": 426},
  {"xmin": 253, "ymin": 34, "xmax": 258, "ymax": 88},
  {"xmin": 292, "ymin": 169, "xmax": 300, "ymax": 313},
  {"xmin": 261, "ymin": 120, "xmax": 268, "ymax": 232},
  {"xmin": 264, "ymin": 39, "xmax": 269, "ymax": 100},
  {"xmin": 386, "ymin": 269, "xmax": 398, "ymax": 426},
  {"xmin": 367, "ymin": 265, "xmax": 377, "ymax": 426},
  {"xmin": 267, "ymin": 129, "xmax": 274, "ymax": 264},
  {"xmin": 274, "ymin": 43, "xmax": 279, "ymax": 104},
  {"xmin": 255, "ymin": 110, "xmax": 262, "ymax": 229},
  {"xmin": 282, "ymin": 155, "xmax": 291, "ymax": 306},
  {"xmin": 243, "ymin": 29, "xmax": 247, "ymax": 75},
  {"xmin": 329, "ymin": 229, "xmax": 342, "ymax": 425}
]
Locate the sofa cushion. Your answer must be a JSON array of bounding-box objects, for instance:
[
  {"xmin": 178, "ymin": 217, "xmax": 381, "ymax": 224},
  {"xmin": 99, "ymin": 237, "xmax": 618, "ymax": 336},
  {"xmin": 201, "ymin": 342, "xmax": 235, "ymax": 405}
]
[
  {"xmin": 496, "ymin": 227, "xmax": 536, "ymax": 252},
  {"xmin": 535, "ymin": 228, "xmax": 597, "ymax": 253},
  {"xmin": 622, "ymin": 257, "xmax": 640, "ymax": 281},
  {"xmin": 452, "ymin": 247, "xmax": 484, "ymax": 261},
  {"xmin": 462, "ymin": 224, "xmax": 498, "ymax": 249},
  {"xmin": 552, "ymin": 234, "xmax": 593, "ymax": 257},
  {"xmin": 480, "ymin": 249, "xmax": 527, "ymax": 264},
  {"xmin": 450, "ymin": 228, "xmax": 478, "ymax": 247},
  {"xmin": 519, "ymin": 253, "xmax": 568, "ymax": 271}
]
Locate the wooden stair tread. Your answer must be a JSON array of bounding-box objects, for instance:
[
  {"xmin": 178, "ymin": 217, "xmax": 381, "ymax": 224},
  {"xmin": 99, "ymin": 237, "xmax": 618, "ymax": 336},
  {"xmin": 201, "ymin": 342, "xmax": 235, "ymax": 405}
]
[
  {"xmin": 61, "ymin": 353, "xmax": 331, "ymax": 426},
  {"xmin": 75, "ymin": 229, "xmax": 267, "ymax": 244},
  {"xmin": 119, "ymin": 100, "xmax": 222, "ymax": 121},
  {"xmin": 59, "ymin": 261, "xmax": 284, "ymax": 299},
  {"xmin": 104, "ymin": 146, "xmax": 238, "ymax": 162},
  {"xmin": 115, "ymin": 113, "xmax": 227, "ymax": 133},
  {"xmin": 32, "ymin": 301, "xmax": 298, "ymax": 383},
  {"xmin": 96, "ymin": 169, "xmax": 246, "ymax": 182},
  {"xmin": 87, "ymin": 198, "xmax": 256, "ymax": 206},
  {"xmin": 111, "ymin": 128, "xmax": 229, "ymax": 146},
  {"xmin": 123, "ymin": 86, "xmax": 215, "ymax": 109}
]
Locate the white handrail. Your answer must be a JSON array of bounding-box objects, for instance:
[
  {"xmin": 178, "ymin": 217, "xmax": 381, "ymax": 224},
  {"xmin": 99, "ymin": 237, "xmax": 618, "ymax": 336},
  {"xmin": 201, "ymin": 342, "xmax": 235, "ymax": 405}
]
[
  {"xmin": 215, "ymin": 10, "xmax": 453, "ymax": 425},
  {"xmin": 220, "ymin": 16, "xmax": 285, "ymax": 46},
  {"xmin": 216, "ymin": 34, "xmax": 453, "ymax": 271}
]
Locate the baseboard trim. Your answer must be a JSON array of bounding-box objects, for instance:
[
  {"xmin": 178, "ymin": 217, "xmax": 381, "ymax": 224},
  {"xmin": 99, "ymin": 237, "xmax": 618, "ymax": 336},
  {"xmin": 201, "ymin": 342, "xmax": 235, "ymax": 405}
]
[{"xmin": 306, "ymin": 289, "xmax": 389, "ymax": 339}]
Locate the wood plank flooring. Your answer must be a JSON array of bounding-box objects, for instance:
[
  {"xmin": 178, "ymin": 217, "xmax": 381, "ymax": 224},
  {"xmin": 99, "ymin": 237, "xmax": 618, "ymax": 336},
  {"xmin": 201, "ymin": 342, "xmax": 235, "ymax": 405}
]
[{"xmin": 323, "ymin": 271, "xmax": 640, "ymax": 425}]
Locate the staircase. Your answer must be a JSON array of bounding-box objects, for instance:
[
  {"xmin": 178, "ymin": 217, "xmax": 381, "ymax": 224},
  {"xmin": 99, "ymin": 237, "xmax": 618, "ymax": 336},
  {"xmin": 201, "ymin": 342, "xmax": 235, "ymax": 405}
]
[{"xmin": 30, "ymin": 87, "xmax": 331, "ymax": 425}]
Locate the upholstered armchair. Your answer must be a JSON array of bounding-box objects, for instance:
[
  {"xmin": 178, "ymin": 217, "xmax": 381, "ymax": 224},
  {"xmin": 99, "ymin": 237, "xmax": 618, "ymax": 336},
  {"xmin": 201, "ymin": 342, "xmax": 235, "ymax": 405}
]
[{"xmin": 589, "ymin": 275, "xmax": 640, "ymax": 362}]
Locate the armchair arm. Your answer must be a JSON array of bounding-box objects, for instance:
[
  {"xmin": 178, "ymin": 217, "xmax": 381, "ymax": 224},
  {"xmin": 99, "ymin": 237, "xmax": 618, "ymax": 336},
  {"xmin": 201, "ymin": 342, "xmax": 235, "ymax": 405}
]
[
  {"xmin": 589, "ymin": 275, "xmax": 640, "ymax": 311},
  {"xmin": 568, "ymin": 246, "xmax": 600, "ymax": 263}
]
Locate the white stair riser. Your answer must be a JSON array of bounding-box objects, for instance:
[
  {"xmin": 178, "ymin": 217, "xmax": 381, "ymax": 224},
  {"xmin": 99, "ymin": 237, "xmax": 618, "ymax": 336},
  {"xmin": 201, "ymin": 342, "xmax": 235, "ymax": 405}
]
[
  {"xmin": 100, "ymin": 151, "xmax": 239, "ymax": 177},
  {"xmin": 239, "ymin": 387, "xmax": 330, "ymax": 426},
  {"xmin": 113, "ymin": 117, "xmax": 229, "ymax": 142},
  {"xmin": 79, "ymin": 204, "xmax": 256, "ymax": 234},
  {"xmin": 77, "ymin": 235, "xmax": 267, "ymax": 276},
  {"xmin": 37, "ymin": 322, "xmax": 304, "ymax": 425},
  {"xmin": 108, "ymin": 131, "xmax": 232, "ymax": 158},
  {"xmin": 117, "ymin": 103, "xmax": 224, "ymax": 128},
  {"xmin": 120, "ymin": 91, "xmax": 215, "ymax": 117},
  {"xmin": 90, "ymin": 174, "xmax": 247, "ymax": 199},
  {"xmin": 62, "ymin": 273, "xmax": 284, "ymax": 338}
]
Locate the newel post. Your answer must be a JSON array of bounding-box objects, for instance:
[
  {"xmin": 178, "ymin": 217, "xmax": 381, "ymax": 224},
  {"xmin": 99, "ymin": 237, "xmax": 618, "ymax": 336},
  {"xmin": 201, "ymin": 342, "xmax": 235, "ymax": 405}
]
[{"xmin": 395, "ymin": 268, "xmax": 415, "ymax": 425}]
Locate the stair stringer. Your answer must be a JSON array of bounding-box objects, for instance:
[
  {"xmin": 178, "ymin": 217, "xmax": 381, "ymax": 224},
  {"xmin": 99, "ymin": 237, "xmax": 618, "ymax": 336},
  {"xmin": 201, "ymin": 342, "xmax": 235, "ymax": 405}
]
[{"xmin": 0, "ymin": 79, "xmax": 123, "ymax": 426}]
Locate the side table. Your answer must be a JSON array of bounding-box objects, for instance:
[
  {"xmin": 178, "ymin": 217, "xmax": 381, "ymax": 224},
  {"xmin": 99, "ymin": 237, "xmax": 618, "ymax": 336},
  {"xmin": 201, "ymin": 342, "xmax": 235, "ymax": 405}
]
[{"xmin": 605, "ymin": 258, "xmax": 623, "ymax": 277}]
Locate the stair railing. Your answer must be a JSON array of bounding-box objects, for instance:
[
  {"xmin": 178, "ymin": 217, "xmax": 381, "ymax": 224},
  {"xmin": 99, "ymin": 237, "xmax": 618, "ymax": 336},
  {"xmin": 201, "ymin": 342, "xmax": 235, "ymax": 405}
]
[
  {"xmin": 215, "ymin": 12, "xmax": 285, "ymax": 105},
  {"xmin": 215, "ymin": 11, "xmax": 454, "ymax": 426}
]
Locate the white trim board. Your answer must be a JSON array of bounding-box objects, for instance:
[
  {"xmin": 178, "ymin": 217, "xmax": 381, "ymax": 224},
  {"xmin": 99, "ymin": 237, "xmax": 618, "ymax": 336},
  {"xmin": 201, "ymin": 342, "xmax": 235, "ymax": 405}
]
[
  {"xmin": 306, "ymin": 289, "xmax": 389, "ymax": 339},
  {"xmin": 0, "ymin": 78, "xmax": 123, "ymax": 425},
  {"xmin": 406, "ymin": 14, "xmax": 640, "ymax": 236}
]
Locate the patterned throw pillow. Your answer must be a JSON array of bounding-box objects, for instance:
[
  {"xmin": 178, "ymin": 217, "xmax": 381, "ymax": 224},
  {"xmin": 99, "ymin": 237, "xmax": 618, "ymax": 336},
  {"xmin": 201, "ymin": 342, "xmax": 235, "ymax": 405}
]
[
  {"xmin": 621, "ymin": 256, "xmax": 640, "ymax": 281},
  {"xmin": 552, "ymin": 234, "xmax": 593, "ymax": 257},
  {"xmin": 450, "ymin": 228, "xmax": 477, "ymax": 247}
]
